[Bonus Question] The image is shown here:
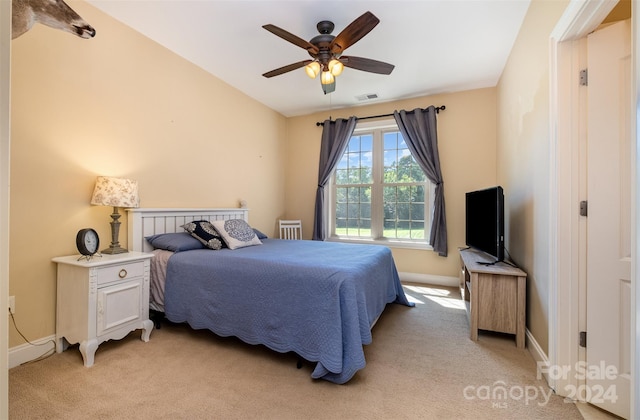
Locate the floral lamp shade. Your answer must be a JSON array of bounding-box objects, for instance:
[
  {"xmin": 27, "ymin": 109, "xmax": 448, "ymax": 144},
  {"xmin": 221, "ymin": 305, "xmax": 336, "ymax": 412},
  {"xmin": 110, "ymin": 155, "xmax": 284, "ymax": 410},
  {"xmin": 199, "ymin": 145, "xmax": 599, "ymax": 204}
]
[{"xmin": 90, "ymin": 176, "xmax": 139, "ymax": 208}]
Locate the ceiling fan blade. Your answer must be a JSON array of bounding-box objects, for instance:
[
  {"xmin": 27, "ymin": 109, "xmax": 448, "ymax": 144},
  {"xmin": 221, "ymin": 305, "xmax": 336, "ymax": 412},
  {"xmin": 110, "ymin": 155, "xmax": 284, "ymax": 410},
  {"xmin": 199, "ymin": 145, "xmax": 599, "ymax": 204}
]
[
  {"xmin": 340, "ymin": 56, "xmax": 395, "ymax": 75},
  {"xmin": 262, "ymin": 60, "xmax": 313, "ymax": 78},
  {"xmin": 330, "ymin": 11, "xmax": 380, "ymax": 55},
  {"xmin": 263, "ymin": 24, "xmax": 319, "ymax": 55}
]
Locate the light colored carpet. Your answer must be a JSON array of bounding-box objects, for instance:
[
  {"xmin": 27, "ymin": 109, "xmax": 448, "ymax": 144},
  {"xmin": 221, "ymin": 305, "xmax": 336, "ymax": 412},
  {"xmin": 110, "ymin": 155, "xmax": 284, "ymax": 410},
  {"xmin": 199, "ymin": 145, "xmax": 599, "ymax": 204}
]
[{"xmin": 9, "ymin": 284, "xmax": 583, "ymax": 419}]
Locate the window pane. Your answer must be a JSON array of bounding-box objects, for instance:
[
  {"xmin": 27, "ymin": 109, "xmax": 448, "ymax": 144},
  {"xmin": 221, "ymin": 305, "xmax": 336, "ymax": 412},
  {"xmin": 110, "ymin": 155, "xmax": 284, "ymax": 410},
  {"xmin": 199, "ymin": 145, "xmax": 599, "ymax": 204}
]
[
  {"xmin": 361, "ymin": 202, "xmax": 371, "ymax": 218},
  {"xmin": 361, "ymin": 155, "xmax": 373, "ymax": 183},
  {"xmin": 336, "ymin": 154, "xmax": 348, "ymax": 170},
  {"xmin": 410, "ymin": 220, "xmax": 425, "ymax": 239},
  {"xmin": 384, "ymin": 217, "xmax": 396, "ymax": 230},
  {"xmin": 397, "ymin": 154, "xmax": 413, "ymax": 183},
  {"xmin": 360, "ymin": 135, "xmax": 373, "ymax": 152},
  {"xmin": 358, "ymin": 168, "xmax": 367, "ymax": 184},
  {"xmin": 384, "ymin": 165, "xmax": 397, "ymax": 183},
  {"xmin": 397, "ymin": 186, "xmax": 410, "ymax": 203},
  {"xmin": 411, "ymin": 163, "xmax": 426, "ymax": 182},
  {"xmin": 412, "ymin": 185, "xmax": 424, "ymax": 202},
  {"xmin": 397, "ymin": 202, "xmax": 410, "ymax": 220},
  {"xmin": 347, "ymin": 136, "xmax": 360, "ymax": 152},
  {"xmin": 384, "ymin": 184, "xmax": 395, "ymax": 202},
  {"xmin": 347, "ymin": 168, "xmax": 358, "ymax": 184},
  {"xmin": 336, "ymin": 201, "xmax": 347, "ymax": 216},
  {"xmin": 347, "ymin": 203, "xmax": 359, "ymax": 219},
  {"xmin": 346, "ymin": 187, "xmax": 357, "ymax": 202},
  {"xmin": 411, "ymin": 202, "xmax": 425, "ymax": 220},
  {"xmin": 383, "ymin": 149, "xmax": 397, "ymax": 167},
  {"xmin": 384, "ymin": 132, "xmax": 398, "ymax": 150},
  {"xmin": 359, "ymin": 187, "xmax": 370, "ymax": 203}
]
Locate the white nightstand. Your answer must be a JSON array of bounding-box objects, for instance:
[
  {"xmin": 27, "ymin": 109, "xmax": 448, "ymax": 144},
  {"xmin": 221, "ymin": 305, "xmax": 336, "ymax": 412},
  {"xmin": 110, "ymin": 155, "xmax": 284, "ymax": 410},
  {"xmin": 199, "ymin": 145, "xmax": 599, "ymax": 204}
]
[{"xmin": 52, "ymin": 251, "xmax": 154, "ymax": 366}]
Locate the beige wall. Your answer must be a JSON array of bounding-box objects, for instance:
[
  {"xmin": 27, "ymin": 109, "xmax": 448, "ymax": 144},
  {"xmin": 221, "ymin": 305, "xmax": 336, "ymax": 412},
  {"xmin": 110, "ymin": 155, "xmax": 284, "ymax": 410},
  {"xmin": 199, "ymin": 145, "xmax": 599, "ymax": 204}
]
[
  {"xmin": 284, "ymin": 88, "xmax": 497, "ymax": 278},
  {"xmin": 9, "ymin": 1, "xmax": 286, "ymax": 347},
  {"xmin": 496, "ymin": 0, "xmax": 570, "ymax": 354}
]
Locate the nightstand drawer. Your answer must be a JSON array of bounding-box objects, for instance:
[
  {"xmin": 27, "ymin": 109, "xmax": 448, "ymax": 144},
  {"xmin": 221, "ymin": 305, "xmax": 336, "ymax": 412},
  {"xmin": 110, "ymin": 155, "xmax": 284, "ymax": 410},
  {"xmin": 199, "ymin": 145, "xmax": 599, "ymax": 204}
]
[{"xmin": 96, "ymin": 261, "xmax": 145, "ymax": 285}]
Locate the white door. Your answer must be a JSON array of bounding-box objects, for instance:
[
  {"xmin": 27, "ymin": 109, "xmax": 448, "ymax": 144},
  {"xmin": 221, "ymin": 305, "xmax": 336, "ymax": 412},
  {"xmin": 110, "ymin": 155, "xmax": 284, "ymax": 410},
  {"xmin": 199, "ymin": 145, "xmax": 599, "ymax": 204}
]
[{"xmin": 585, "ymin": 19, "xmax": 631, "ymax": 419}]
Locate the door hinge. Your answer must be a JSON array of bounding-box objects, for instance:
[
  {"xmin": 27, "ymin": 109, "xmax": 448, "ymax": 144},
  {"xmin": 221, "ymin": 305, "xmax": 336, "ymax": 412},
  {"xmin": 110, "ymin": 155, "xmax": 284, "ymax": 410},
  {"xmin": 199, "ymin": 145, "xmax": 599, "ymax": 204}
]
[
  {"xmin": 580, "ymin": 69, "xmax": 588, "ymax": 86},
  {"xmin": 579, "ymin": 331, "xmax": 587, "ymax": 348},
  {"xmin": 579, "ymin": 200, "xmax": 588, "ymax": 217}
]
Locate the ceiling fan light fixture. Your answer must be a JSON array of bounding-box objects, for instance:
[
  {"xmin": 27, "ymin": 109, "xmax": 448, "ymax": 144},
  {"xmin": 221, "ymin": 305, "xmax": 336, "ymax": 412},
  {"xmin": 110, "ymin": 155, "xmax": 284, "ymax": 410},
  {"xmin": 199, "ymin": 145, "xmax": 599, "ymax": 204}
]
[
  {"xmin": 328, "ymin": 59, "xmax": 344, "ymax": 76},
  {"xmin": 305, "ymin": 61, "xmax": 320, "ymax": 79},
  {"xmin": 322, "ymin": 80, "xmax": 336, "ymax": 95},
  {"xmin": 321, "ymin": 71, "xmax": 335, "ymax": 85}
]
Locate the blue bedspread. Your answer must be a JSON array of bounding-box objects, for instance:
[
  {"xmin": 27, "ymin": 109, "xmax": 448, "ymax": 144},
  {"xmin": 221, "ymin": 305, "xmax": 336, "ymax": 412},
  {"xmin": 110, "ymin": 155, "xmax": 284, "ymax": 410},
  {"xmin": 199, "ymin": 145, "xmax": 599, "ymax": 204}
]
[{"xmin": 163, "ymin": 239, "xmax": 414, "ymax": 383}]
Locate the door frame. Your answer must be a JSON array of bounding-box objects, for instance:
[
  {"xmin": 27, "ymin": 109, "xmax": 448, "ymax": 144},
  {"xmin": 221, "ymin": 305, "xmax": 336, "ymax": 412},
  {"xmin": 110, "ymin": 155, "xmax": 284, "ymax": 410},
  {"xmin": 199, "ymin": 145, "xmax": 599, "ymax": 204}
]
[
  {"xmin": 0, "ymin": 0, "xmax": 10, "ymax": 417},
  {"xmin": 548, "ymin": 0, "xmax": 637, "ymax": 416}
]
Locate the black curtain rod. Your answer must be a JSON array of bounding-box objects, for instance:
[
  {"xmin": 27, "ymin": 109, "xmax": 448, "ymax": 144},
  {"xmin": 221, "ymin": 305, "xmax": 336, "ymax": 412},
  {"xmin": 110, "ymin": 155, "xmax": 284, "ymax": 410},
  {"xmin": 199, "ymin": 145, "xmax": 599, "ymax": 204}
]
[{"xmin": 315, "ymin": 105, "xmax": 446, "ymax": 126}]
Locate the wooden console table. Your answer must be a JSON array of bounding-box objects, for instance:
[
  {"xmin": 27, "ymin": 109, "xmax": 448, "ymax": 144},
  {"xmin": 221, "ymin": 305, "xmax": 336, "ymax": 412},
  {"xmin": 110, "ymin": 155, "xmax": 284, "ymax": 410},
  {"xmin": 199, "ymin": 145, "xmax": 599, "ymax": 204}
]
[{"xmin": 459, "ymin": 248, "xmax": 527, "ymax": 348}]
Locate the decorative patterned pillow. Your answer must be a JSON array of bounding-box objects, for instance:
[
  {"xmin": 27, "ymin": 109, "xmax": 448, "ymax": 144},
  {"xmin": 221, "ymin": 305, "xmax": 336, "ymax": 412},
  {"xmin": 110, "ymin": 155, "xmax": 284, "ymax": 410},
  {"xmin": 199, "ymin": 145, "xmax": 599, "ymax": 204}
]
[
  {"xmin": 145, "ymin": 232, "xmax": 205, "ymax": 252},
  {"xmin": 181, "ymin": 220, "xmax": 226, "ymax": 250},
  {"xmin": 211, "ymin": 219, "xmax": 262, "ymax": 250}
]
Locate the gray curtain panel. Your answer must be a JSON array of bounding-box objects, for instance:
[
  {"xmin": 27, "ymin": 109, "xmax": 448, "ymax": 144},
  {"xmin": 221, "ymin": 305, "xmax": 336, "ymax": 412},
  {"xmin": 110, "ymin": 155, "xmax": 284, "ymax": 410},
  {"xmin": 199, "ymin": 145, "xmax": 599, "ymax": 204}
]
[
  {"xmin": 312, "ymin": 117, "xmax": 357, "ymax": 241},
  {"xmin": 393, "ymin": 106, "xmax": 448, "ymax": 256}
]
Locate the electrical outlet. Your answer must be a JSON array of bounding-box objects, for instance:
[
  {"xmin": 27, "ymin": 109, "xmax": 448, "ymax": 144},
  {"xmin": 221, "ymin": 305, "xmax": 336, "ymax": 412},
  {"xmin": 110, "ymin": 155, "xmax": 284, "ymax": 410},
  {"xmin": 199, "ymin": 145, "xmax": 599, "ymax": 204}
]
[{"xmin": 8, "ymin": 295, "xmax": 15, "ymax": 314}]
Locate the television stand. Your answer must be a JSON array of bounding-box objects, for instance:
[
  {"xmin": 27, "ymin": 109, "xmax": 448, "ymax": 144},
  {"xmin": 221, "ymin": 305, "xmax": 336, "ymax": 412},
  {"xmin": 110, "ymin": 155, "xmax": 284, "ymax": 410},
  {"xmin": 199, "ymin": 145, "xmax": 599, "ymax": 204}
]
[{"xmin": 459, "ymin": 248, "xmax": 527, "ymax": 348}]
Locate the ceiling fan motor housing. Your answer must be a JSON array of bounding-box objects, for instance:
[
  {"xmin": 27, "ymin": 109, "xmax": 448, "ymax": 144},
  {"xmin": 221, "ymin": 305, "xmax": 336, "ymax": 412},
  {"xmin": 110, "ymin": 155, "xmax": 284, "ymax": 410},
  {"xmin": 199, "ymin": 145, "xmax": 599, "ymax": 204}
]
[
  {"xmin": 309, "ymin": 26, "xmax": 336, "ymax": 67},
  {"xmin": 316, "ymin": 20, "xmax": 335, "ymax": 34}
]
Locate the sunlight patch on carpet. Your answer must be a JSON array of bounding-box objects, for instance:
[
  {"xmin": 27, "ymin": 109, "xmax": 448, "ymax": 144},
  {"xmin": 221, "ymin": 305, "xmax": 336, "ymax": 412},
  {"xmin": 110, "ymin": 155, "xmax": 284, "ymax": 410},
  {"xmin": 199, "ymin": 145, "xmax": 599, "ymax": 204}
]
[
  {"xmin": 404, "ymin": 285, "xmax": 466, "ymax": 309},
  {"xmin": 424, "ymin": 295, "xmax": 466, "ymax": 310}
]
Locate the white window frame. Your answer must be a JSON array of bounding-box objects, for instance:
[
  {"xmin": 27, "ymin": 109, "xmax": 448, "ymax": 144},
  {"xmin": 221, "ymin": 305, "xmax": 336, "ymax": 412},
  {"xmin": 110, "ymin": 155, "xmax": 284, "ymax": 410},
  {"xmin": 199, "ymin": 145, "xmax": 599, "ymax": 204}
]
[{"xmin": 328, "ymin": 119, "xmax": 435, "ymax": 250}]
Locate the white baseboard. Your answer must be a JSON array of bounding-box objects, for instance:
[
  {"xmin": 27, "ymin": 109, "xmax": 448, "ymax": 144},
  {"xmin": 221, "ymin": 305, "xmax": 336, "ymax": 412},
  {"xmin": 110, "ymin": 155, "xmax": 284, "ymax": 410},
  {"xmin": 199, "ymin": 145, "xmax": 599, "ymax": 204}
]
[
  {"xmin": 525, "ymin": 328, "xmax": 552, "ymax": 389},
  {"xmin": 8, "ymin": 334, "xmax": 57, "ymax": 369},
  {"xmin": 399, "ymin": 272, "xmax": 459, "ymax": 287}
]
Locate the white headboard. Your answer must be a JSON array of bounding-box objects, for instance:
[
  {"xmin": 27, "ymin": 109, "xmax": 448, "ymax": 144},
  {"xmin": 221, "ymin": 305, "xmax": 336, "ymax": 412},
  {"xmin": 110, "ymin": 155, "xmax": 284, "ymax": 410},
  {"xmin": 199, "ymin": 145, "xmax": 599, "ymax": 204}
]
[{"xmin": 127, "ymin": 208, "xmax": 249, "ymax": 252}]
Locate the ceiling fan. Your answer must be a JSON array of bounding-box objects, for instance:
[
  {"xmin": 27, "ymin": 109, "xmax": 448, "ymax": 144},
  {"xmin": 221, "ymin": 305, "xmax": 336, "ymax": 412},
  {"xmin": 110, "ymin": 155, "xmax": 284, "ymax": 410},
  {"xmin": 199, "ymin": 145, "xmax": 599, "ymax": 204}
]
[{"xmin": 262, "ymin": 11, "xmax": 395, "ymax": 94}]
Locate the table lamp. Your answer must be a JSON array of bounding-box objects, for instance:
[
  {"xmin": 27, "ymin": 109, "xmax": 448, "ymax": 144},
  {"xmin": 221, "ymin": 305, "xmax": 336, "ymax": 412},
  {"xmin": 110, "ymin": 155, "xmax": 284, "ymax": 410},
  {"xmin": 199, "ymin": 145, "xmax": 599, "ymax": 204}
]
[{"xmin": 90, "ymin": 176, "xmax": 140, "ymax": 254}]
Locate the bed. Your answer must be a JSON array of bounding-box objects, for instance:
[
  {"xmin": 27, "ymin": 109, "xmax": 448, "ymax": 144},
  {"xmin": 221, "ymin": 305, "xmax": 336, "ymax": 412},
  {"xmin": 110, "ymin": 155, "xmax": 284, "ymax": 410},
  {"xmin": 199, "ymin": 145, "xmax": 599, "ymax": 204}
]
[{"xmin": 127, "ymin": 208, "xmax": 414, "ymax": 384}]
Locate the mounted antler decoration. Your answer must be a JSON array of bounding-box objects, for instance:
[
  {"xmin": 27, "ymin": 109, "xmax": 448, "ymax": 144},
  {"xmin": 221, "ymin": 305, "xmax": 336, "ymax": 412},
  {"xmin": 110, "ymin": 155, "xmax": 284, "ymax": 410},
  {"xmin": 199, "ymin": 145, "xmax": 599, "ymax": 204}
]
[
  {"xmin": 262, "ymin": 11, "xmax": 394, "ymax": 94},
  {"xmin": 12, "ymin": 0, "xmax": 96, "ymax": 40}
]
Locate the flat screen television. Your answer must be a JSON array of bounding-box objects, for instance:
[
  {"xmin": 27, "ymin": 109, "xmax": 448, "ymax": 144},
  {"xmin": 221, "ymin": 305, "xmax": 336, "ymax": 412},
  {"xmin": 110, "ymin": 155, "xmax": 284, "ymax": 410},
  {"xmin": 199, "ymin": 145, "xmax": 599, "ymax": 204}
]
[{"xmin": 465, "ymin": 186, "xmax": 505, "ymax": 262}]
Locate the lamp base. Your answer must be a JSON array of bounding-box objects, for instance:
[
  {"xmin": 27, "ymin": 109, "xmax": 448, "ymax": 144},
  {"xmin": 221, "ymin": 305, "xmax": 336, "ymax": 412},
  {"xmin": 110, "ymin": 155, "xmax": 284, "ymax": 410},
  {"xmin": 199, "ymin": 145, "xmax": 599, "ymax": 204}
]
[
  {"xmin": 103, "ymin": 207, "xmax": 128, "ymax": 254},
  {"xmin": 101, "ymin": 246, "xmax": 129, "ymax": 255}
]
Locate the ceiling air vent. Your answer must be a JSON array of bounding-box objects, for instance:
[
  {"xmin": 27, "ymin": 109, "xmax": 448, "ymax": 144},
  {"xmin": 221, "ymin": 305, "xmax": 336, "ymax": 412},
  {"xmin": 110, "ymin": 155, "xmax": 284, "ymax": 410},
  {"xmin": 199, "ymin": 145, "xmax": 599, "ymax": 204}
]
[{"xmin": 355, "ymin": 93, "xmax": 378, "ymax": 101}]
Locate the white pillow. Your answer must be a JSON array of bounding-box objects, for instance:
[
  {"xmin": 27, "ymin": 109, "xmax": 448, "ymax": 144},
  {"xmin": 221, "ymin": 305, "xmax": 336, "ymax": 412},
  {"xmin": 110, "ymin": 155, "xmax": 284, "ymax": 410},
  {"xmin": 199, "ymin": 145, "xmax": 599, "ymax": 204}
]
[{"xmin": 211, "ymin": 219, "xmax": 262, "ymax": 250}]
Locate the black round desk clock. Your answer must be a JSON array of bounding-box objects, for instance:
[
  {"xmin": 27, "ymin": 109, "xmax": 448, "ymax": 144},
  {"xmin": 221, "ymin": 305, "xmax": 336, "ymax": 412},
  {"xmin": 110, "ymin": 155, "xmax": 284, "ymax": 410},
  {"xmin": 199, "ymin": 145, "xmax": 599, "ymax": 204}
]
[{"xmin": 76, "ymin": 228, "xmax": 100, "ymax": 258}]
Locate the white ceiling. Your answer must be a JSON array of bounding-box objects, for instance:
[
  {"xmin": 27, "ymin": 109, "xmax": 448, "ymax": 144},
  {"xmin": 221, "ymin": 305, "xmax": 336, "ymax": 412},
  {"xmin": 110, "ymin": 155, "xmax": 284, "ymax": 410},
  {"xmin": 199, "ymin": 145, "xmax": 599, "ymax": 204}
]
[{"xmin": 85, "ymin": 0, "xmax": 531, "ymax": 117}]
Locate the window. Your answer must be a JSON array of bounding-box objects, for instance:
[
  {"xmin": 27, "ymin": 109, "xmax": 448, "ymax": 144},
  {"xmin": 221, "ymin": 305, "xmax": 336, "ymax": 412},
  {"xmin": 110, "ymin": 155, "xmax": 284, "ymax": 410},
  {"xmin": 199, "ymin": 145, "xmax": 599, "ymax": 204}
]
[{"xmin": 330, "ymin": 120, "xmax": 434, "ymax": 248}]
